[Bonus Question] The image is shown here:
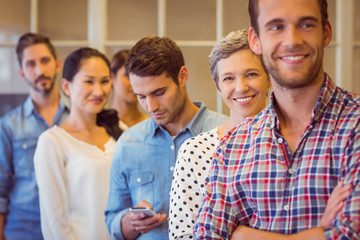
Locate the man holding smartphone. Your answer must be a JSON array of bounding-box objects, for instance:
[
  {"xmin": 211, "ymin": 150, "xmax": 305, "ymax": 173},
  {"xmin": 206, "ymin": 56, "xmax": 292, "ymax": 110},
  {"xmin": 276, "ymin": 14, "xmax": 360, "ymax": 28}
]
[
  {"xmin": 129, "ymin": 207, "xmax": 156, "ymax": 217},
  {"xmin": 105, "ymin": 36, "xmax": 227, "ymax": 240}
]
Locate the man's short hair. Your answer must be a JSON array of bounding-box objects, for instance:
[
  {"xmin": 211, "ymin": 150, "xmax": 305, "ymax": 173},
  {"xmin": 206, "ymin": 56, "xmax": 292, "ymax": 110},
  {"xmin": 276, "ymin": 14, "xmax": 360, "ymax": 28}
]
[
  {"xmin": 16, "ymin": 32, "xmax": 57, "ymax": 67},
  {"xmin": 248, "ymin": 0, "xmax": 329, "ymax": 35},
  {"xmin": 125, "ymin": 36, "xmax": 185, "ymax": 85}
]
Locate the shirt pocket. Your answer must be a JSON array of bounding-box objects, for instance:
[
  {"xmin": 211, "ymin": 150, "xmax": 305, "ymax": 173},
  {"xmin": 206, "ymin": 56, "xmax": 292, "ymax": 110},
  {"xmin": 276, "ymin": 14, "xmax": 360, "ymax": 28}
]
[
  {"xmin": 13, "ymin": 138, "xmax": 38, "ymax": 177},
  {"xmin": 129, "ymin": 171, "xmax": 154, "ymax": 206}
]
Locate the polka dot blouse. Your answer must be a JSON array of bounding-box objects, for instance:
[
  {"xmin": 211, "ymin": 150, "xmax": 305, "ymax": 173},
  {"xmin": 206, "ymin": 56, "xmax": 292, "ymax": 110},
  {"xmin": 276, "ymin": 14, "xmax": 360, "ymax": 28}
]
[{"xmin": 169, "ymin": 128, "xmax": 219, "ymax": 239}]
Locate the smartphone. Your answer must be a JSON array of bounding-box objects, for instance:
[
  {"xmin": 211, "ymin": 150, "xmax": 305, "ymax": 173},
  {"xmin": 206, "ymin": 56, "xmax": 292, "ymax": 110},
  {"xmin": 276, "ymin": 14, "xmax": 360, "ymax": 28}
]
[{"xmin": 129, "ymin": 207, "xmax": 156, "ymax": 217}]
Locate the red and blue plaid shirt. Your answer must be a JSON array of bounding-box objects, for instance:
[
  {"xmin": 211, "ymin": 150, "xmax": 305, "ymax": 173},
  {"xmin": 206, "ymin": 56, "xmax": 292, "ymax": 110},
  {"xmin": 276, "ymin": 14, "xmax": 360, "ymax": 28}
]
[{"xmin": 194, "ymin": 75, "xmax": 360, "ymax": 240}]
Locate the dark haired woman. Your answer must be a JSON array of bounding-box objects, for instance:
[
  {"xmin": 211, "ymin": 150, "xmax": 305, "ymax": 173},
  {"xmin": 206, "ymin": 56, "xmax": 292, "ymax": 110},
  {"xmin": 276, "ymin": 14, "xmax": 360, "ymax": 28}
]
[{"xmin": 34, "ymin": 47, "xmax": 121, "ymax": 240}]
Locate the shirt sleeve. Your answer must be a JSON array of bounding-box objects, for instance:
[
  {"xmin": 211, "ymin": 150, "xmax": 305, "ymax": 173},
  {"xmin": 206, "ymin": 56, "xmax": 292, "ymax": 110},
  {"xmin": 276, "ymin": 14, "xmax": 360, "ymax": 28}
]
[
  {"xmin": 324, "ymin": 125, "xmax": 360, "ymax": 239},
  {"xmin": 104, "ymin": 139, "xmax": 132, "ymax": 240},
  {"xmin": 193, "ymin": 142, "xmax": 238, "ymax": 240},
  {"xmin": 0, "ymin": 119, "xmax": 12, "ymax": 213},
  {"xmin": 34, "ymin": 132, "xmax": 78, "ymax": 240},
  {"xmin": 169, "ymin": 142, "xmax": 203, "ymax": 240}
]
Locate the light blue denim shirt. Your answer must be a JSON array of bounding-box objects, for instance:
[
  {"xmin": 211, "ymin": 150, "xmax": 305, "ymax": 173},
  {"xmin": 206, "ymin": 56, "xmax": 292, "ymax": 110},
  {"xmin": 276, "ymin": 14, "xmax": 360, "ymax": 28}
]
[
  {"xmin": 105, "ymin": 102, "xmax": 227, "ymax": 240},
  {"xmin": 0, "ymin": 96, "xmax": 69, "ymax": 240}
]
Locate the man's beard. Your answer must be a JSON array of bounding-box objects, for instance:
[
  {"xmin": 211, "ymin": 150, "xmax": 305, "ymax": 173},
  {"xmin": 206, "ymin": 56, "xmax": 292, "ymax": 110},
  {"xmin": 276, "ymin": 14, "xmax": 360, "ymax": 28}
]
[{"xmin": 27, "ymin": 74, "xmax": 57, "ymax": 95}]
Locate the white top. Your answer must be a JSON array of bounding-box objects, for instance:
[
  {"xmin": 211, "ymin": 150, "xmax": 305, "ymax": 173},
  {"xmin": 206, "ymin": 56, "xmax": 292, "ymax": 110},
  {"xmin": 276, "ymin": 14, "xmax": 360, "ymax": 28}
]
[
  {"xmin": 169, "ymin": 128, "xmax": 219, "ymax": 239},
  {"xmin": 34, "ymin": 126, "xmax": 115, "ymax": 240}
]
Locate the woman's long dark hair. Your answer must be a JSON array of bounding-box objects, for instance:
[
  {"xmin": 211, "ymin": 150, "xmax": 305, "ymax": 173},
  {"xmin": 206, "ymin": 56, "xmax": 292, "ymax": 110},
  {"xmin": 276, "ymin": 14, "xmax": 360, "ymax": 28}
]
[
  {"xmin": 63, "ymin": 47, "xmax": 123, "ymax": 139},
  {"xmin": 96, "ymin": 109, "xmax": 122, "ymax": 140}
]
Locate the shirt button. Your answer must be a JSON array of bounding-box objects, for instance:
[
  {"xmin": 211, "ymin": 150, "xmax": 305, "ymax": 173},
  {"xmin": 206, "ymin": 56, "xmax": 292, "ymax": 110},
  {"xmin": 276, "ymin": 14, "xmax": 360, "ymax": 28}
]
[
  {"xmin": 309, "ymin": 125, "xmax": 313, "ymax": 129},
  {"xmin": 277, "ymin": 138, "xmax": 283, "ymax": 144},
  {"xmin": 170, "ymin": 145, "xmax": 175, "ymax": 150},
  {"xmin": 170, "ymin": 166, "xmax": 174, "ymax": 171},
  {"xmin": 284, "ymin": 205, "xmax": 289, "ymax": 211},
  {"xmin": 137, "ymin": 178, "xmax": 141, "ymax": 183},
  {"xmin": 288, "ymin": 168, "xmax": 295, "ymax": 174},
  {"xmin": 22, "ymin": 143, "xmax": 27, "ymax": 149}
]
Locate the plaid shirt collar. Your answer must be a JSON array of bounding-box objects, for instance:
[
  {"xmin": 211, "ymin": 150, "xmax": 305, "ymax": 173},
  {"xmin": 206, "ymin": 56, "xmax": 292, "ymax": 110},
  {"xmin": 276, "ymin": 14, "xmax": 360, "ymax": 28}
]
[{"xmin": 269, "ymin": 73, "xmax": 334, "ymax": 131}]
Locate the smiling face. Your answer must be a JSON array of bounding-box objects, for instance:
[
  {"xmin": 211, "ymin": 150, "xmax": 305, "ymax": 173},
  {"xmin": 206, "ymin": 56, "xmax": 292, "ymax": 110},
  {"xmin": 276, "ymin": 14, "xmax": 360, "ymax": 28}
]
[
  {"xmin": 217, "ymin": 49, "xmax": 269, "ymax": 121},
  {"xmin": 113, "ymin": 66, "xmax": 138, "ymax": 104},
  {"xmin": 19, "ymin": 43, "xmax": 60, "ymax": 95},
  {"xmin": 249, "ymin": 0, "xmax": 331, "ymax": 89},
  {"xmin": 62, "ymin": 57, "xmax": 112, "ymax": 115},
  {"xmin": 129, "ymin": 70, "xmax": 187, "ymax": 127}
]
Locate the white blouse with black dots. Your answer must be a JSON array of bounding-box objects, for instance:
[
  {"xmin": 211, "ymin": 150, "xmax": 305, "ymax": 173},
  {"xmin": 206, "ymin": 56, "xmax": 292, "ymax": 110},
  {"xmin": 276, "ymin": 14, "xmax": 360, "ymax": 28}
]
[{"xmin": 169, "ymin": 128, "xmax": 219, "ymax": 239}]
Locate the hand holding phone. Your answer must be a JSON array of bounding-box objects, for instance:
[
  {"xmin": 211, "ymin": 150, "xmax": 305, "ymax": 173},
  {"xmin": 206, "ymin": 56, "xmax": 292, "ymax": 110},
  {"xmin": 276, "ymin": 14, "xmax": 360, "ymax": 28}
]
[{"xmin": 129, "ymin": 207, "xmax": 156, "ymax": 217}]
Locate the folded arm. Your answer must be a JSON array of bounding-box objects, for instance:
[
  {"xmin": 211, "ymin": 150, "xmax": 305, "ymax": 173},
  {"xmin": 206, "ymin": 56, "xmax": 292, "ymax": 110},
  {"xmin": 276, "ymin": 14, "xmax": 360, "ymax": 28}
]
[{"xmin": 231, "ymin": 182, "xmax": 352, "ymax": 240}]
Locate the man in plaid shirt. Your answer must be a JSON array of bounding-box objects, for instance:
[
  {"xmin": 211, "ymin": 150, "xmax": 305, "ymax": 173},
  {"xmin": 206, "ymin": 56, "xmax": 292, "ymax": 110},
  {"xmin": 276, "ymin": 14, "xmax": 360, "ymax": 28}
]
[{"xmin": 194, "ymin": 0, "xmax": 360, "ymax": 239}]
